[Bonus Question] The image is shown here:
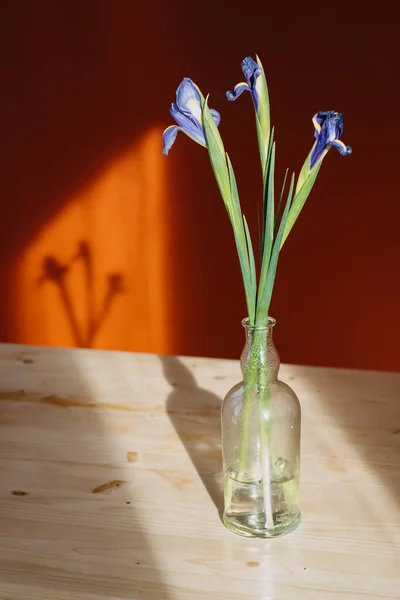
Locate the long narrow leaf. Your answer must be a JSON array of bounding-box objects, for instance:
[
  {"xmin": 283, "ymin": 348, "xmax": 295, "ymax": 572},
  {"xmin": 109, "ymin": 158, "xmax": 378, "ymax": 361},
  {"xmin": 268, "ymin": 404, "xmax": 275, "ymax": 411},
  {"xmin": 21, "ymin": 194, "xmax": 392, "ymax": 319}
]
[
  {"xmin": 262, "ymin": 126, "xmax": 275, "ymax": 189},
  {"xmin": 201, "ymin": 95, "xmax": 232, "ymax": 219},
  {"xmin": 295, "ymin": 150, "xmax": 312, "ymax": 195},
  {"xmin": 264, "ymin": 142, "xmax": 275, "ymax": 263},
  {"xmin": 274, "ymin": 167, "xmax": 289, "ymax": 235},
  {"xmin": 259, "ymin": 173, "xmax": 295, "ymax": 316},
  {"xmin": 226, "ymin": 154, "xmax": 256, "ymax": 323},
  {"xmin": 257, "ymin": 203, "xmax": 262, "ymax": 251},
  {"xmin": 281, "ymin": 162, "xmax": 321, "ymax": 247},
  {"xmin": 243, "ymin": 215, "xmax": 257, "ymax": 310},
  {"xmin": 200, "ymin": 91, "xmax": 256, "ymax": 321},
  {"xmin": 255, "ymin": 55, "xmax": 270, "ymax": 163},
  {"xmin": 256, "ymin": 143, "xmax": 276, "ymax": 324},
  {"xmin": 255, "ymin": 112, "xmax": 267, "ymax": 169},
  {"xmin": 260, "ymin": 127, "xmax": 275, "ymax": 258},
  {"xmin": 296, "ymin": 146, "xmax": 330, "ymax": 194},
  {"xmin": 281, "ymin": 142, "xmax": 330, "ymax": 245}
]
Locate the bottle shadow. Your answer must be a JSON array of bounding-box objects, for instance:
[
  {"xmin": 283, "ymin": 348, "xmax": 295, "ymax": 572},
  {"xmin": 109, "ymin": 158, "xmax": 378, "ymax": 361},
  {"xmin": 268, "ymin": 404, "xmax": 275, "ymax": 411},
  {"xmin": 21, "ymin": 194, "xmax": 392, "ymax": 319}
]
[{"xmin": 160, "ymin": 355, "xmax": 224, "ymax": 518}]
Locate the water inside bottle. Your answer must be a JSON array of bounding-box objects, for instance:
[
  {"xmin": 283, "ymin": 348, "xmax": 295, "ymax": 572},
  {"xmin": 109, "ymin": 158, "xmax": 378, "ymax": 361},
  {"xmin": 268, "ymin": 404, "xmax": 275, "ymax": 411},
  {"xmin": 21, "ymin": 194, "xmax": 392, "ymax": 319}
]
[{"xmin": 223, "ymin": 458, "xmax": 300, "ymax": 538}]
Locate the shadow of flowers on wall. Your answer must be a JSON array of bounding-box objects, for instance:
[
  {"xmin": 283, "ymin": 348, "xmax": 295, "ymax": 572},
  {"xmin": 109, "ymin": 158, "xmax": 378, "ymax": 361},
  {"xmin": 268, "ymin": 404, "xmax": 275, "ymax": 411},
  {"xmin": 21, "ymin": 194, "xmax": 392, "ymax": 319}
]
[{"xmin": 38, "ymin": 240, "xmax": 125, "ymax": 348}]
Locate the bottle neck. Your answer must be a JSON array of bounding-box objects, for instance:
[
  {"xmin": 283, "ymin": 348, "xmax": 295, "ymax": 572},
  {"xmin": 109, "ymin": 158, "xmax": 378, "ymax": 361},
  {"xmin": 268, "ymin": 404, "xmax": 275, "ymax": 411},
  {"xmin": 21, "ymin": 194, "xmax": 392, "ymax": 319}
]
[{"xmin": 240, "ymin": 318, "xmax": 280, "ymax": 382}]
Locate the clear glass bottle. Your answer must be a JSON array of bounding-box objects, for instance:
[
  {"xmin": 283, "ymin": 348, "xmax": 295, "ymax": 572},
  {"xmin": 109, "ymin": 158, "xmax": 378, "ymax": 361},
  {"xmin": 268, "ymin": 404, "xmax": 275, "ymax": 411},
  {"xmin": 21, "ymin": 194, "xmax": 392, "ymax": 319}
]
[{"xmin": 221, "ymin": 317, "xmax": 301, "ymax": 538}]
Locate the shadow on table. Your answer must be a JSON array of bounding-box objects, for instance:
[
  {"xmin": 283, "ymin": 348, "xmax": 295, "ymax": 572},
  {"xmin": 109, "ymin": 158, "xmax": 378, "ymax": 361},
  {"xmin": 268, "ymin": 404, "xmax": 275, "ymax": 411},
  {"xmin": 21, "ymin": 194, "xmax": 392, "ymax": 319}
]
[
  {"xmin": 0, "ymin": 347, "xmax": 172, "ymax": 600},
  {"xmin": 305, "ymin": 367, "xmax": 400, "ymax": 506},
  {"xmin": 161, "ymin": 355, "xmax": 224, "ymax": 518}
]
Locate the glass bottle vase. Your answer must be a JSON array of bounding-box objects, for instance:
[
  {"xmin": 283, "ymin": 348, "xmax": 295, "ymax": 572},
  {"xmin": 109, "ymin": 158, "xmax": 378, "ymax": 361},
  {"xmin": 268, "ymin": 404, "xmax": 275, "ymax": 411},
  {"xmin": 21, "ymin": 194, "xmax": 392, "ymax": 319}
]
[{"xmin": 221, "ymin": 317, "xmax": 301, "ymax": 538}]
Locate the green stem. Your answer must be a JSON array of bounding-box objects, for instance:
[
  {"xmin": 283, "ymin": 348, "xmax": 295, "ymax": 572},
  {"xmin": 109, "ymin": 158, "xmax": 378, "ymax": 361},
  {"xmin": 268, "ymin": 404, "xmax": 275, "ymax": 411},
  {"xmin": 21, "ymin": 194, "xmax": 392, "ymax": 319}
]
[
  {"xmin": 238, "ymin": 328, "xmax": 274, "ymax": 529},
  {"xmin": 257, "ymin": 359, "xmax": 274, "ymax": 529}
]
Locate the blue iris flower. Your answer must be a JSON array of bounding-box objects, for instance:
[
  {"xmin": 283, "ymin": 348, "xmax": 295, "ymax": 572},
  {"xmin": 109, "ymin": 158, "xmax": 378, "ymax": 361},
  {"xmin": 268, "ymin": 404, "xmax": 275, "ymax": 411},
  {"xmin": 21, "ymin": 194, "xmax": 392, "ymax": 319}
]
[
  {"xmin": 162, "ymin": 78, "xmax": 221, "ymax": 156},
  {"xmin": 310, "ymin": 111, "xmax": 352, "ymax": 169},
  {"xmin": 226, "ymin": 57, "xmax": 262, "ymax": 109}
]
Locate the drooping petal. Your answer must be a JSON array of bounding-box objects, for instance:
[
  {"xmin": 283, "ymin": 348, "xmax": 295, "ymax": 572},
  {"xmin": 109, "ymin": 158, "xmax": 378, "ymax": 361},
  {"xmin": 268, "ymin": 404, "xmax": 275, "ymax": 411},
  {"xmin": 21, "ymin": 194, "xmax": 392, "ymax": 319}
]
[
  {"xmin": 310, "ymin": 110, "xmax": 351, "ymax": 169},
  {"xmin": 226, "ymin": 82, "xmax": 250, "ymax": 101},
  {"xmin": 175, "ymin": 77, "xmax": 202, "ymax": 126},
  {"xmin": 170, "ymin": 103, "xmax": 206, "ymax": 146},
  {"xmin": 226, "ymin": 57, "xmax": 263, "ymax": 108},
  {"xmin": 328, "ymin": 139, "xmax": 352, "ymax": 156},
  {"xmin": 210, "ymin": 108, "xmax": 221, "ymax": 126},
  {"xmin": 162, "ymin": 125, "xmax": 180, "ymax": 156}
]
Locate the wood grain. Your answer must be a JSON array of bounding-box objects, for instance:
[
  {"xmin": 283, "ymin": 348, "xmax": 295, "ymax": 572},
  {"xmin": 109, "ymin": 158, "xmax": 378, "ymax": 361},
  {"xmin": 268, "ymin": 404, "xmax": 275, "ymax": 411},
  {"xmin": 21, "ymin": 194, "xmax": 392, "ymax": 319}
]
[{"xmin": 0, "ymin": 344, "xmax": 399, "ymax": 599}]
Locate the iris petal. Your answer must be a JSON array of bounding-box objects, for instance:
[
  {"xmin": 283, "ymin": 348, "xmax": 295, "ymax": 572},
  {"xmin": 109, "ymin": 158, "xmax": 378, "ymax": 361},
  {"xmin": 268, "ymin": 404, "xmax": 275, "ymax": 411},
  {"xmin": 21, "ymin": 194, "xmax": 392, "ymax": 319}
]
[
  {"xmin": 334, "ymin": 115, "xmax": 344, "ymax": 139},
  {"xmin": 310, "ymin": 140, "xmax": 327, "ymax": 169},
  {"xmin": 313, "ymin": 111, "xmax": 334, "ymax": 139},
  {"xmin": 328, "ymin": 139, "xmax": 352, "ymax": 156},
  {"xmin": 315, "ymin": 111, "xmax": 332, "ymax": 126},
  {"xmin": 210, "ymin": 108, "xmax": 221, "ymax": 126},
  {"xmin": 312, "ymin": 113, "xmax": 323, "ymax": 137},
  {"xmin": 226, "ymin": 57, "xmax": 262, "ymax": 108},
  {"xmin": 226, "ymin": 82, "xmax": 250, "ymax": 101},
  {"xmin": 241, "ymin": 57, "xmax": 262, "ymax": 86},
  {"xmin": 176, "ymin": 78, "xmax": 202, "ymax": 125},
  {"xmin": 310, "ymin": 110, "xmax": 351, "ymax": 169},
  {"xmin": 170, "ymin": 103, "xmax": 205, "ymax": 146},
  {"xmin": 162, "ymin": 126, "xmax": 180, "ymax": 156},
  {"xmin": 163, "ymin": 78, "xmax": 221, "ymax": 154}
]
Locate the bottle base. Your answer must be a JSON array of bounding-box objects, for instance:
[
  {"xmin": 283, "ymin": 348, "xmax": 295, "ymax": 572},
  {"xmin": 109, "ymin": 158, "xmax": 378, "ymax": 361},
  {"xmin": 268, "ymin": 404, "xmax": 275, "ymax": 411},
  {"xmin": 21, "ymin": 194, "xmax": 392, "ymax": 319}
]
[{"xmin": 222, "ymin": 511, "xmax": 301, "ymax": 538}]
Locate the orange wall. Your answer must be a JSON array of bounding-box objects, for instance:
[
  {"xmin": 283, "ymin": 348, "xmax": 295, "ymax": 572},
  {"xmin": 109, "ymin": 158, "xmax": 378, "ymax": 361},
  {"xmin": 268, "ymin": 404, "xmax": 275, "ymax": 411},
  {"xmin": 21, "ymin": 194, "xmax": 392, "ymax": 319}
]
[{"xmin": 0, "ymin": 1, "xmax": 399, "ymax": 371}]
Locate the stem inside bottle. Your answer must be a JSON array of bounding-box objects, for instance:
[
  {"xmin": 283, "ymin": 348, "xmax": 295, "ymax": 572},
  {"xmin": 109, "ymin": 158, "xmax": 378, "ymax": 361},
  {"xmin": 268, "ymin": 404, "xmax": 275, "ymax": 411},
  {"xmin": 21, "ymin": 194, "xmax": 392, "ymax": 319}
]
[{"xmin": 221, "ymin": 317, "xmax": 301, "ymax": 538}]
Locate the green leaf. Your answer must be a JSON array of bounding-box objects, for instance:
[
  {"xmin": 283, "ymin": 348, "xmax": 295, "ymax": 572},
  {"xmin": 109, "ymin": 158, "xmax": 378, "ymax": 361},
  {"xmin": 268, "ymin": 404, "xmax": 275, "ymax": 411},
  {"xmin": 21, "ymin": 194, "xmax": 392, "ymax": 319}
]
[
  {"xmin": 259, "ymin": 173, "xmax": 295, "ymax": 317},
  {"xmin": 263, "ymin": 126, "xmax": 275, "ymax": 187},
  {"xmin": 295, "ymin": 150, "xmax": 312, "ymax": 195},
  {"xmin": 260, "ymin": 128, "xmax": 275, "ymax": 259},
  {"xmin": 274, "ymin": 167, "xmax": 289, "ymax": 235},
  {"xmin": 281, "ymin": 162, "xmax": 321, "ymax": 247},
  {"xmin": 243, "ymin": 214, "xmax": 257, "ymax": 311},
  {"xmin": 200, "ymin": 87, "xmax": 257, "ymax": 322},
  {"xmin": 281, "ymin": 140, "xmax": 332, "ymax": 246},
  {"xmin": 255, "ymin": 55, "xmax": 270, "ymax": 164},
  {"xmin": 201, "ymin": 94, "xmax": 232, "ymax": 220},
  {"xmin": 296, "ymin": 146, "xmax": 330, "ymax": 194},
  {"xmin": 263, "ymin": 142, "xmax": 275, "ymax": 264},
  {"xmin": 255, "ymin": 112, "xmax": 267, "ymax": 169},
  {"xmin": 226, "ymin": 154, "xmax": 256, "ymax": 324},
  {"xmin": 256, "ymin": 142, "xmax": 276, "ymax": 324}
]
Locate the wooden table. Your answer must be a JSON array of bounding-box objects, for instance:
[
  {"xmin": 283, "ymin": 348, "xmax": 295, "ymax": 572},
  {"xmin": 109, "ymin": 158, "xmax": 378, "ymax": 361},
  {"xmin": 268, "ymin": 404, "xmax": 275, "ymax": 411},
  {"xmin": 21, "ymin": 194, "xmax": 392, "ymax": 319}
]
[{"xmin": 0, "ymin": 344, "xmax": 399, "ymax": 599}]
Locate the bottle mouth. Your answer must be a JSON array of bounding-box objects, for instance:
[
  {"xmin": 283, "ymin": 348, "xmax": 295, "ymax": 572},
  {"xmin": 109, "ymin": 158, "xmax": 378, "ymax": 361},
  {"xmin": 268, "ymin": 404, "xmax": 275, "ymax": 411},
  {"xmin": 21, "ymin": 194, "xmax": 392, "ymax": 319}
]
[{"xmin": 242, "ymin": 317, "xmax": 276, "ymax": 331}]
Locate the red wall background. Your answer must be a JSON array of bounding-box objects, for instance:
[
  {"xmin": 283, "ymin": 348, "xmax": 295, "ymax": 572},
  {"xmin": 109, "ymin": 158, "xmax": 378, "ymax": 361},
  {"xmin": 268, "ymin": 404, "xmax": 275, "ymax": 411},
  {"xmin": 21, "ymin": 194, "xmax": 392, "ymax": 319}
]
[{"xmin": 0, "ymin": 0, "xmax": 399, "ymax": 371}]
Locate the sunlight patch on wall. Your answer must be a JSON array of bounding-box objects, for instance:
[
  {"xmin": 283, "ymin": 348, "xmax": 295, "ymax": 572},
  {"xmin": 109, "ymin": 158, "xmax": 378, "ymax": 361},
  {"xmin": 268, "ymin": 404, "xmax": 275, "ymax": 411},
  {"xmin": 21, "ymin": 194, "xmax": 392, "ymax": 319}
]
[{"xmin": 16, "ymin": 128, "xmax": 170, "ymax": 353}]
